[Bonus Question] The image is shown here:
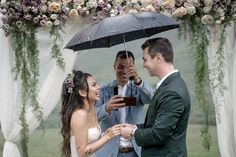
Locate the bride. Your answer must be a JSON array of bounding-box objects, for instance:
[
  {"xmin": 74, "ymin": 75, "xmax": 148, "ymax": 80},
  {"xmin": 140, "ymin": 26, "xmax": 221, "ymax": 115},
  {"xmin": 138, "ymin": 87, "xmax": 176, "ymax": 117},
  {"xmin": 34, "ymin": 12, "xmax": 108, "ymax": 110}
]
[{"xmin": 60, "ymin": 70, "xmax": 120, "ymax": 157}]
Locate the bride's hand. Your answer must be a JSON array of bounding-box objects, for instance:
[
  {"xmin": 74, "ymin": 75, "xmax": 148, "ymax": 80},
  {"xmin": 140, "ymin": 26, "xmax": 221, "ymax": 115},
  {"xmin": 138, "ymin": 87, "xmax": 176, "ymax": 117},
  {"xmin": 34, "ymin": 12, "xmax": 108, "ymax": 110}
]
[{"xmin": 103, "ymin": 124, "xmax": 121, "ymax": 140}]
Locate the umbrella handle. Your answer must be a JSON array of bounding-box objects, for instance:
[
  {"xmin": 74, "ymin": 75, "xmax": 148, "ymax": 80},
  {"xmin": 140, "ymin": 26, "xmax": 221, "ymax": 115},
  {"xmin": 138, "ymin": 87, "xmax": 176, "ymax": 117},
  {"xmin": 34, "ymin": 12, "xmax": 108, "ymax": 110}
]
[
  {"xmin": 123, "ymin": 34, "xmax": 134, "ymax": 82},
  {"xmin": 122, "ymin": 34, "xmax": 129, "ymax": 60}
]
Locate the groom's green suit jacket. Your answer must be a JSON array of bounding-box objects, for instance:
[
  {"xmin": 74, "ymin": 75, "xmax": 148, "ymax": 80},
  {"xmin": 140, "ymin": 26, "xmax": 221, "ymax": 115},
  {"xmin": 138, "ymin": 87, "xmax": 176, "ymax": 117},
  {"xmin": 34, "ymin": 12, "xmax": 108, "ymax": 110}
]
[{"xmin": 134, "ymin": 72, "xmax": 191, "ymax": 157}]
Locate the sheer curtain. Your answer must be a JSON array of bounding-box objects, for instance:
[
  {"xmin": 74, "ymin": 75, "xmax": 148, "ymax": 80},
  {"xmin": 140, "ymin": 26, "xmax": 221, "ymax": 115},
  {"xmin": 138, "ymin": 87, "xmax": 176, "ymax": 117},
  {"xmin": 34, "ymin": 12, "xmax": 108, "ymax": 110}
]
[
  {"xmin": 0, "ymin": 22, "xmax": 85, "ymax": 157},
  {"xmin": 208, "ymin": 22, "xmax": 236, "ymax": 157}
]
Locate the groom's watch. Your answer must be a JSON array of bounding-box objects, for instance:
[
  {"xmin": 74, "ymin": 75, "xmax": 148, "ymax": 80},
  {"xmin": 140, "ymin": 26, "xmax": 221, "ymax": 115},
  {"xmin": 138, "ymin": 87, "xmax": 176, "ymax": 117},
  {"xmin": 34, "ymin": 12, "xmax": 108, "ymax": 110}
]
[{"xmin": 130, "ymin": 126, "xmax": 137, "ymax": 137}]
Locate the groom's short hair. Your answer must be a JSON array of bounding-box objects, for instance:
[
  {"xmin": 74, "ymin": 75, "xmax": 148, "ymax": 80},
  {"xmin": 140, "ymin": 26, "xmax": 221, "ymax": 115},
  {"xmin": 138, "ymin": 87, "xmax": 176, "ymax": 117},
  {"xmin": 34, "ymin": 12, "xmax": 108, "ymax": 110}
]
[{"xmin": 142, "ymin": 37, "xmax": 173, "ymax": 63}]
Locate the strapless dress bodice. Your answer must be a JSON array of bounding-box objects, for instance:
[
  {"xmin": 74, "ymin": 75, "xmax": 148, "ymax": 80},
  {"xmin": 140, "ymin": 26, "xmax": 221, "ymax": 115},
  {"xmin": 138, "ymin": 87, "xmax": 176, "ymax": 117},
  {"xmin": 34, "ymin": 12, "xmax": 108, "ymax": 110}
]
[{"xmin": 70, "ymin": 127, "xmax": 101, "ymax": 157}]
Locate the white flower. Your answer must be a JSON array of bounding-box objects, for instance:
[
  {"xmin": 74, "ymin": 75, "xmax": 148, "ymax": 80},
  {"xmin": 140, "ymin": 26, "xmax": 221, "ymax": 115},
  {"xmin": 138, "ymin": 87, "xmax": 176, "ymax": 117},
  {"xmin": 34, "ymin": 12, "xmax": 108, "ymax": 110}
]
[
  {"xmin": 131, "ymin": 0, "xmax": 138, "ymax": 4},
  {"xmin": 77, "ymin": 5, "xmax": 82, "ymax": 10},
  {"xmin": 54, "ymin": 19, "xmax": 61, "ymax": 26},
  {"xmin": 98, "ymin": 0, "xmax": 104, "ymax": 5},
  {"xmin": 161, "ymin": 0, "xmax": 175, "ymax": 8},
  {"xmin": 50, "ymin": 14, "xmax": 58, "ymax": 20},
  {"xmin": 128, "ymin": 9, "xmax": 138, "ymax": 13},
  {"xmin": 41, "ymin": 5, "xmax": 48, "ymax": 13},
  {"xmin": 125, "ymin": 0, "xmax": 132, "ymax": 7},
  {"xmin": 215, "ymin": 20, "xmax": 222, "ymax": 25},
  {"xmin": 46, "ymin": 21, "xmax": 53, "ymax": 27},
  {"xmin": 186, "ymin": 6, "xmax": 196, "ymax": 15},
  {"xmin": 33, "ymin": 17, "xmax": 40, "ymax": 23},
  {"xmin": 146, "ymin": 0, "xmax": 155, "ymax": 4},
  {"xmin": 23, "ymin": 6, "xmax": 30, "ymax": 13},
  {"xmin": 31, "ymin": 6, "xmax": 38, "ymax": 14},
  {"xmin": 203, "ymin": 6, "xmax": 212, "ymax": 13},
  {"xmin": 113, "ymin": 0, "xmax": 124, "ymax": 5},
  {"xmin": 82, "ymin": 7, "xmax": 87, "ymax": 11},
  {"xmin": 68, "ymin": 9, "xmax": 79, "ymax": 19},
  {"xmin": 16, "ymin": 20, "xmax": 23, "ymax": 28},
  {"xmin": 201, "ymin": 15, "xmax": 214, "ymax": 25},
  {"xmin": 3, "ymin": 24, "xmax": 10, "ymax": 29},
  {"xmin": 74, "ymin": 0, "xmax": 85, "ymax": 5},
  {"xmin": 216, "ymin": 8, "xmax": 225, "ymax": 18},
  {"xmin": 232, "ymin": 14, "xmax": 236, "ymax": 20},
  {"xmin": 202, "ymin": 0, "xmax": 212, "ymax": 7},
  {"xmin": 62, "ymin": 6, "xmax": 70, "ymax": 14},
  {"xmin": 86, "ymin": 10, "xmax": 90, "ymax": 16},
  {"xmin": 175, "ymin": 0, "xmax": 185, "ymax": 7},
  {"xmin": 62, "ymin": 0, "xmax": 71, "ymax": 2},
  {"xmin": 161, "ymin": 10, "xmax": 172, "ymax": 17},
  {"xmin": 110, "ymin": 9, "xmax": 118, "ymax": 16},
  {"xmin": 107, "ymin": 4, "xmax": 112, "ymax": 9},
  {"xmin": 73, "ymin": 3, "xmax": 79, "ymax": 9},
  {"xmin": 145, "ymin": 4, "xmax": 156, "ymax": 12},
  {"xmin": 172, "ymin": 6, "xmax": 187, "ymax": 17},
  {"xmin": 135, "ymin": 4, "xmax": 142, "ymax": 10},
  {"xmin": 220, "ymin": 16, "xmax": 225, "ymax": 21},
  {"xmin": 140, "ymin": 0, "xmax": 148, "ymax": 6},
  {"xmin": 184, "ymin": 3, "xmax": 196, "ymax": 15},
  {"xmin": 42, "ymin": 15, "xmax": 48, "ymax": 21},
  {"xmin": 190, "ymin": 0, "xmax": 200, "ymax": 7},
  {"xmin": 86, "ymin": 0, "xmax": 98, "ymax": 9}
]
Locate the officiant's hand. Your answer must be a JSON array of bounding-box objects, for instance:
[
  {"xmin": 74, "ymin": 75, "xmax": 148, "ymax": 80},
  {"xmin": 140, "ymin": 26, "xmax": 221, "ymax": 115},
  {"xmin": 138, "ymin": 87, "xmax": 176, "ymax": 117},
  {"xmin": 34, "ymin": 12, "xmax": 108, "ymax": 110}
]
[
  {"xmin": 105, "ymin": 95, "xmax": 125, "ymax": 113},
  {"xmin": 127, "ymin": 63, "xmax": 142, "ymax": 85}
]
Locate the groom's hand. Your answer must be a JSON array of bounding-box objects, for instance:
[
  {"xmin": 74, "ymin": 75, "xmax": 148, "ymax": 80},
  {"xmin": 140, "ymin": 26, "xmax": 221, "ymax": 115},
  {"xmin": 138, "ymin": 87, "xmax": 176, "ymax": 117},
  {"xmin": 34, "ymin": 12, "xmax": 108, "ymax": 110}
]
[{"xmin": 120, "ymin": 123, "xmax": 136, "ymax": 140}]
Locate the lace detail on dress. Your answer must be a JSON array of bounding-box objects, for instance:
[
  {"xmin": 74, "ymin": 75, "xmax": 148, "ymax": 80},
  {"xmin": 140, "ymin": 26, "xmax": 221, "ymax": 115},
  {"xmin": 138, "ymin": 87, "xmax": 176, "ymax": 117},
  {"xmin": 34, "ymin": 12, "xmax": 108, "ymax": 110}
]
[{"xmin": 70, "ymin": 127, "xmax": 101, "ymax": 157}]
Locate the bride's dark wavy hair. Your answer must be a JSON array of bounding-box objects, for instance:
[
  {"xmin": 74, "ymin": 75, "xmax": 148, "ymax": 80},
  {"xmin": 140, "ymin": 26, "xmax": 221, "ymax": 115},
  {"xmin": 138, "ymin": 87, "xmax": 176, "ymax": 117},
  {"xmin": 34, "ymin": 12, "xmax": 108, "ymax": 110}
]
[{"xmin": 60, "ymin": 70, "xmax": 91, "ymax": 157}]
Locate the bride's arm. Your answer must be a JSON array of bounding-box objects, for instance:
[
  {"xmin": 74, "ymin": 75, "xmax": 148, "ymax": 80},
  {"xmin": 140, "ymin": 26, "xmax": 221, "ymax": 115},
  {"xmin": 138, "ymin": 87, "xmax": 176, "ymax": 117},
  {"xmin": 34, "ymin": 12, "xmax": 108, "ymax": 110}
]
[{"xmin": 71, "ymin": 110, "xmax": 120, "ymax": 157}]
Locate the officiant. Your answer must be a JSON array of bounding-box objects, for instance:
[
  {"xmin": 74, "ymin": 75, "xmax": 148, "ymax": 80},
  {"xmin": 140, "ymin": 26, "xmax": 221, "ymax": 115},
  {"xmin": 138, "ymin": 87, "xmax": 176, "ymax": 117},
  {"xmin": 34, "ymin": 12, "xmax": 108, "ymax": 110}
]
[{"xmin": 95, "ymin": 50, "xmax": 153, "ymax": 157}]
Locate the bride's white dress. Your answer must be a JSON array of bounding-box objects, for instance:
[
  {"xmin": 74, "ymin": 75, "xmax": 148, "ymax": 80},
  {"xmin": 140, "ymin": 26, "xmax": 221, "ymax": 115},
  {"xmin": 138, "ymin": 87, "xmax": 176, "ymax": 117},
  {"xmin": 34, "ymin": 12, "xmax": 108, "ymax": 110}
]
[{"xmin": 70, "ymin": 127, "xmax": 101, "ymax": 157}]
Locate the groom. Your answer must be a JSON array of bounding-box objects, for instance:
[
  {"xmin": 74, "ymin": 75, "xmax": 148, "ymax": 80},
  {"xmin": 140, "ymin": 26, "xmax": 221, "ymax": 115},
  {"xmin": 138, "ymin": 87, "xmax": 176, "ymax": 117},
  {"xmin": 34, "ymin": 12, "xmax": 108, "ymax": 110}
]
[{"xmin": 120, "ymin": 37, "xmax": 191, "ymax": 157}]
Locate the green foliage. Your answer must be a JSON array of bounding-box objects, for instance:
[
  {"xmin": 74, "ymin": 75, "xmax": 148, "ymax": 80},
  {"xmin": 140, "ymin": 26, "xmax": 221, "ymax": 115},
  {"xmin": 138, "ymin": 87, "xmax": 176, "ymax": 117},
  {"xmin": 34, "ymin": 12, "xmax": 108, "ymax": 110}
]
[
  {"xmin": 2, "ymin": 12, "xmax": 66, "ymax": 156},
  {"xmin": 9, "ymin": 21, "xmax": 44, "ymax": 157},
  {"xmin": 209, "ymin": 25, "xmax": 228, "ymax": 124},
  {"xmin": 178, "ymin": 8, "xmax": 234, "ymax": 150},
  {"xmin": 50, "ymin": 26, "xmax": 65, "ymax": 70},
  {"xmin": 180, "ymin": 15, "xmax": 212, "ymax": 151}
]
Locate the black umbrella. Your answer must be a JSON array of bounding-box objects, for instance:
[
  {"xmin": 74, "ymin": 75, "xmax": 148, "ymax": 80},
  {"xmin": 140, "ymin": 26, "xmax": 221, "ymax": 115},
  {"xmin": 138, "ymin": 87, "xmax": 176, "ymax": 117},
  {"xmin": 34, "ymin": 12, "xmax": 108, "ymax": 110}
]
[{"xmin": 65, "ymin": 12, "xmax": 180, "ymax": 51}]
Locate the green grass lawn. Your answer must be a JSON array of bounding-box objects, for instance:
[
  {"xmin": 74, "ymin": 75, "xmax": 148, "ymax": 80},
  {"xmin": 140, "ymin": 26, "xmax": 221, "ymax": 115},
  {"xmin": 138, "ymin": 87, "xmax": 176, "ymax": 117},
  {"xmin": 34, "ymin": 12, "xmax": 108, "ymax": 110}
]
[{"xmin": 0, "ymin": 124, "xmax": 220, "ymax": 157}]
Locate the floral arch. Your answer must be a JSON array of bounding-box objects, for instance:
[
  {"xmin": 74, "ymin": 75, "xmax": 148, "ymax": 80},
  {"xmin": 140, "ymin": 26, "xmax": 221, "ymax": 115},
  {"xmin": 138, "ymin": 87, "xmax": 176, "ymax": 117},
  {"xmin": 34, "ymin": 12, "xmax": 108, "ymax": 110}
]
[{"xmin": 0, "ymin": 0, "xmax": 235, "ymax": 157}]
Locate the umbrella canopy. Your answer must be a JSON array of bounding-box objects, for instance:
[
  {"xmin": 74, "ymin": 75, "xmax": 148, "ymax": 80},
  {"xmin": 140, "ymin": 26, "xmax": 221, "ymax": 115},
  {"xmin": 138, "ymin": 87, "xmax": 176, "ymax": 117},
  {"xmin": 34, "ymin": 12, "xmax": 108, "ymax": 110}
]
[{"xmin": 65, "ymin": 12, "xmax": 180, "ymax": 51}]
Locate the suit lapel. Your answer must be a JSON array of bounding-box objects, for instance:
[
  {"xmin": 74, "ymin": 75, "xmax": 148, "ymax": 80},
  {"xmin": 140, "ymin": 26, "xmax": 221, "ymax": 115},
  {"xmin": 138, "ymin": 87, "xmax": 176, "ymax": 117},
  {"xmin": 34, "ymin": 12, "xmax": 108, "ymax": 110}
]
[
  {"xmin": 144, "ymin": 86, "xmax": 161, "ymax": 124},
  {"xmin": 144, "ymin": 72, "xmax": 180, "ymax": 126}
]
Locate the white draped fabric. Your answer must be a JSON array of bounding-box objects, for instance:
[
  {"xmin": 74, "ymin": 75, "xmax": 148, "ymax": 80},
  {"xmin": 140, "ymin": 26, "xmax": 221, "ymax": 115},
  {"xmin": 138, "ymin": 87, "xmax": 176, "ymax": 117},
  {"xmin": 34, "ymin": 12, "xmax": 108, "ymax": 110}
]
[
  {"xmin": 208, "ymin": 22, "xmax": 236, "ymax": 157},
  {"xmin": 0, "ymin": 22, "xmax": 84, "ymax": 157}
]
